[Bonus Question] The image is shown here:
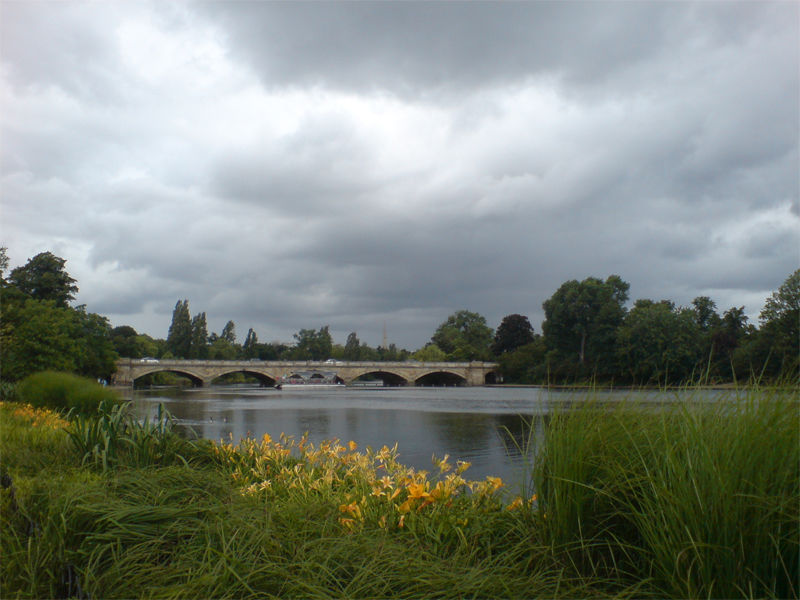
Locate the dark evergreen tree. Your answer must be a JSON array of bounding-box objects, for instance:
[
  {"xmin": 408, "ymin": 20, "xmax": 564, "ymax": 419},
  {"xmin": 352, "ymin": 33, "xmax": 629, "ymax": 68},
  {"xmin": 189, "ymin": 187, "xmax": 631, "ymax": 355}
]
[{"xmin": 492, "ymin": 314, "xmax": 535, "ymax": 356}]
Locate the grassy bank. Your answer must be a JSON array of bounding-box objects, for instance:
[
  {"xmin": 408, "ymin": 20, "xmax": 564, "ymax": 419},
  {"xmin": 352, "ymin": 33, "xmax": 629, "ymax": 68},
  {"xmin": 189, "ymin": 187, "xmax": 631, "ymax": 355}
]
[{"xmin": 1, "ymin": 382, "xmax": 797, "ymax": 598}]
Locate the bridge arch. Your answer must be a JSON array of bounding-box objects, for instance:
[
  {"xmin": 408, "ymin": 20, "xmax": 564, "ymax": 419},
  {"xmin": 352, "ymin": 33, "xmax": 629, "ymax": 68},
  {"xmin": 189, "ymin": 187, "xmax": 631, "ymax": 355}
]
[
  {"xmin": 208, "ymin": 369, "xmax": 278, "ymax": 386},
  {"xmin": 133, "ymin": 368, "xmax": 204, "ymax": 387},
  {"xmin": 347, "ymin": 369, "xmax": 409, "ymax": 386},
  {"xmin": 414, "ymin": 369, "xmax": 468, "ymax": 386}
]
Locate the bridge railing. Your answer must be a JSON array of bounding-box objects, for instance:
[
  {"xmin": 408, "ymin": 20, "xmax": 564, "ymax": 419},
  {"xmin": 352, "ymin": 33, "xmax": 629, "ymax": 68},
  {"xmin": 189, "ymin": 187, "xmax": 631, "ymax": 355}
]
[{"xmin": 121, "ymin": 359, "xmax": 497, "ymax": 368}]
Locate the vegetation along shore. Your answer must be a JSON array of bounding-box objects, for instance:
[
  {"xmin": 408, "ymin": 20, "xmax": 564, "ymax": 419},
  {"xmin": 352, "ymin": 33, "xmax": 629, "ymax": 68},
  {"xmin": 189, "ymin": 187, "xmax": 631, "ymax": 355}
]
[{"xmin": 1, "ymin": 373, "xmax": 797, "ymax": 599}]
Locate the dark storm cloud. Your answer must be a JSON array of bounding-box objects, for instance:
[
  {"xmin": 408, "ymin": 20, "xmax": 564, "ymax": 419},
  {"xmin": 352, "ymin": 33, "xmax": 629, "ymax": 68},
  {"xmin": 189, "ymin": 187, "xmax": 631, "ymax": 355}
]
[
  {"xmin": 199, "ymin": 1, "xmax": 767, "ymax": 96},
  {"xmin": 1, "ymin": 1, "xmax": 797, "ymax": 349}
]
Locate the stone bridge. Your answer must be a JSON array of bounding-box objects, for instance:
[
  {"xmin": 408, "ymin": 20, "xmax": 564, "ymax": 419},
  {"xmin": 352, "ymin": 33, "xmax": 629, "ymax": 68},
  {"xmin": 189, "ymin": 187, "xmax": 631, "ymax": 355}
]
[{"xmin": 113, "ymin": 359, "xmax": 499, "ymax": 387}]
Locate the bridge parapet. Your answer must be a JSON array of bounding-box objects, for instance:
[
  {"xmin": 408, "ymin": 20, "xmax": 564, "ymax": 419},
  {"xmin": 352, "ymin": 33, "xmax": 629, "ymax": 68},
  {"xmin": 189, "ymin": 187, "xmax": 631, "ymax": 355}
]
[{"xmin": 113, "ymin": 359, "xmax": 498, "ymax": 387}]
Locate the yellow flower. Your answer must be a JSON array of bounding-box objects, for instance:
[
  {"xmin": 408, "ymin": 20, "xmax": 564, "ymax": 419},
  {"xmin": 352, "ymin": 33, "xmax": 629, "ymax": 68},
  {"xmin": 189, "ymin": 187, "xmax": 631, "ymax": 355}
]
[
  {"xmin": 456, "ymin": 460, "xmax": 471, "ymax": 474},
  {"xmin": 486, "ymin": 476, "xmax": 503, "ymax": 492},
  {"xmin": 506, "ymin": 496, "xmax": 523, "ymax": 511},
  {"xmin": 397, "ymin": 498, "xmax": 414, "ymax": 514},
  {"xmin": 406, "ymin": 482, "xmax": 430, "ymax": 500},
  {"xmin": 348, "ymin": 440, "xmax": 358, "ymax": 451}
]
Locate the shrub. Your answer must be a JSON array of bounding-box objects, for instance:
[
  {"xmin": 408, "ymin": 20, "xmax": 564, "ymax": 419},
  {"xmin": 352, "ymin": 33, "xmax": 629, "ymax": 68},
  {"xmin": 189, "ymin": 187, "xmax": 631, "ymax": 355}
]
[{"xmin": 17, "ymin": 371, "xmax": 120, "ymax": 414}]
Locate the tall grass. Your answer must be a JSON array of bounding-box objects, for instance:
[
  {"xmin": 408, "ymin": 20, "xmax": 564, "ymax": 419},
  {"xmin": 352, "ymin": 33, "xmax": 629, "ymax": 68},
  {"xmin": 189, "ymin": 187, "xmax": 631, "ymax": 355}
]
[
  {"xmin": 16, "ymin": 371, "xmax": 120, "ymax": 414},
  {"xmin": 532, "ymin": 388, "xmax": 799, "ymax": 598}
]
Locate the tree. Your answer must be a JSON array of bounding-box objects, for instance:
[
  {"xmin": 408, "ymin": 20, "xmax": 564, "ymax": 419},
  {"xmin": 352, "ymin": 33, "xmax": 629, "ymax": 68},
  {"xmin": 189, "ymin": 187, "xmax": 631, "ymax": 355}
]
[
  {"xmin": 110, "ymin": 325, "xmax": 141, "ymax": 358},
  {"xmin": 0, "ymin": 246, "xmax": 8, "ymax": 283},
  {"xmin": 542, "ymin": 275, "xmax": 629, "ymax": 378},
  {"xmin": 292, "ymin": 326, "xmax": 333, "ymax": 360},
  {"xmin": 72, "ymin": 307, "xmax": 118, "ymax": 380},
  {"xmin": 692, "ymin": 296, "xmax": 720, "ymax": 330},
  {"xmin": 221, "ymin": 320, "xmax": 237, "ymax": 344},
  {"xmin": 616, "ymin": 301, "xmax": 702, "ymax": 384},
  {"xmin": 493, "ymin": 314, "xmax": 535, "ymax": 355},
  {"xmin": 243, "ymin": 328, "xmax": 258, "ymax": 358},
  {"xmin": 431, "ymin": 310, "xmax": 494, "ymax": 361},
  {"xmin": 411, "ymin": 344, "xmax": 447, "ymax": 362},
  {"xmin": 190, "ymin": 312, "xmax": 209, "ymax": 359},
  {"xmin": 344, "ymin": 332, "xmax": 361, "ymax": 360},
  {"xmin": 757, "ymin": 269, "xmax": 800, "ymax": 378},
  {"xmin": 0, "ymin": 297, "xmax": 117, "ymax": 381},
  {"xmin": 8, "ymin": 251, "xmax": 78, "ymax": 307},
  {"xmin": 166, "ymin": 300, "xmax": 192, "ymax": 358},
  {"xmin": 497, "ymin": 337, "xmax": 547, "ymax": 383}
]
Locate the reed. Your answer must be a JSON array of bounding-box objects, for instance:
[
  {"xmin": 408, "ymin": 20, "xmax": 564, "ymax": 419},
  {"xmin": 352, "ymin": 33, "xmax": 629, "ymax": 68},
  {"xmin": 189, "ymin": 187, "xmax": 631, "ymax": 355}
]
[{"xmin": 532, "ymin": 387, "xmax": 799, "ymax": 598}]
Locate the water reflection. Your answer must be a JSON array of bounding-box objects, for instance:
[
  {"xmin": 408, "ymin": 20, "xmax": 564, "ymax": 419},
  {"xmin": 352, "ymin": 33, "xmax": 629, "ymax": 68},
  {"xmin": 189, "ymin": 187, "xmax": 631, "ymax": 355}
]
[{"xmin": 127, "ymin": 385, "xmax": 732, "ymax": 489}]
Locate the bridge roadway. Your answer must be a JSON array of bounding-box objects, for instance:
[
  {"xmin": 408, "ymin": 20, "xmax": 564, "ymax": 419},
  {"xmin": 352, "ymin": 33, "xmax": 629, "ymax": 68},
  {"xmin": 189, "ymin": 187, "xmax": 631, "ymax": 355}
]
[{"xmin": 113, "ymin": 359, "xmax": 499, "ymax": 387}]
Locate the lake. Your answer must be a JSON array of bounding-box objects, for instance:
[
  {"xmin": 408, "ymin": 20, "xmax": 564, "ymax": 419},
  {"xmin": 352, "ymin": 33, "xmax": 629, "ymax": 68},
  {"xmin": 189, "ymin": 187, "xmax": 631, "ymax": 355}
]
[{"xmin": 126, "ymin": 385, "xmax": 731, "ymax": 491}]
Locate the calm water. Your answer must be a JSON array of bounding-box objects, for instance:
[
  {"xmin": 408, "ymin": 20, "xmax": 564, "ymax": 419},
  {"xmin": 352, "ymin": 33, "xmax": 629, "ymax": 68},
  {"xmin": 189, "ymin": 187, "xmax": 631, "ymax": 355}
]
[{"xmin": 127, "ymin": 385, "xmax": 729, "ymax": 490}]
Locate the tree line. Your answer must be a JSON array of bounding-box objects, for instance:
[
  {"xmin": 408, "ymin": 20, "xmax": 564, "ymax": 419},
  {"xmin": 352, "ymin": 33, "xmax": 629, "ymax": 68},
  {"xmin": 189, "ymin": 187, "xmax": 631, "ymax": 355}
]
[{"xmin": 1, "ymin": 247, "xmax": 797, "ymax": 385}]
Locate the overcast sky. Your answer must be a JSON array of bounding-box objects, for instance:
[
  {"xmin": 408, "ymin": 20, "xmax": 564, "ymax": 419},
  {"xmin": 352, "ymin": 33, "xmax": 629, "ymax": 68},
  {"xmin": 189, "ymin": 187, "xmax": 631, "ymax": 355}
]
[{"xmin": 1, "ymin": 1, "xmax": 798, "ymax": 350}]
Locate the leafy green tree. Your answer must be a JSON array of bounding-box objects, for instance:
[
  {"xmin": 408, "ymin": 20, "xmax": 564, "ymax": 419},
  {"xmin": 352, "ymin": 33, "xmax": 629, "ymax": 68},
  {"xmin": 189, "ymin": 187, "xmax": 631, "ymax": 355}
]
[
  {"xmin": 221, "ymin": 320, "xmax": 237, "ymax": 344},
  {"xmin": 0, "ymin": 297, "xmax": 117, "ymax": 381},
  {"xmin": 72, "ymin": 307, "xmax": 118, "ymax": 380},
  {"xmin": 542, "ymin": 275, "xmax": 629, "ymax": 379},
  {"xmin": 7, "ymin": 251, "xmax": 78, "ymax": 307},
  {"xmin": 190, "ymin": 312, "xmax": 209, "ymax": 359},
  {"xmin": 616, "ymin": 301, "xmax": 702, "ymax": 384},
  {"xmin": 166, "ymin": 300, "xmax": 192, "ymax": 358},
  {"xmin": 344, "ymin": 332, "xmax": 361, "ymax": 360},
  {"xmin": 110, "ymin": 325, "xmax": 141, "ymax": 358},
  {"xmin": 208, "ymin": 337, "xmax": 240, "ymax": 360},
  {"xmin": 411, "ymin": 344, "xmax": 447, "ymax": 362},
  {"xmin": 292, "ymin": 326, "xmax": 333, "ymax": 360},
  {"xmin": 756, "ymin": 269, "xmax": 800, "ymax": 378},
  {"xmin": 431, "ymin": 310, "xmax": 494, "ymax": 361},
  {"xmin": 692, "ymin": 296, "xmax": 721, "ymax": 330},
  {"xmin": 243, "ymin": 328, "xmax": 258, "ymax": 358},
  {"xmin": 709, "ymin": 306, "xmax": 751, "ymax": 380},
  {"xmin": 492, "ymin": 314, "xmax": 535, "ymax": 356},
  {"xmin": 0, "ymin": 298, "xmax": 81, "ymax": 380},
  {"xmin": 497, "ymin": 336, "xmax": 547, "ymax": 383}
]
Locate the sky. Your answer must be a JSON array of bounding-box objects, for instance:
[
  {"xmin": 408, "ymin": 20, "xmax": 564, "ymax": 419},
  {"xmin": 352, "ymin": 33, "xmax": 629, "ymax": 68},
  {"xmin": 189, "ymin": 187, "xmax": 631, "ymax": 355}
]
[{"xmin": 1, "ymin": 1, "xmax": 798, "ymax": 350}]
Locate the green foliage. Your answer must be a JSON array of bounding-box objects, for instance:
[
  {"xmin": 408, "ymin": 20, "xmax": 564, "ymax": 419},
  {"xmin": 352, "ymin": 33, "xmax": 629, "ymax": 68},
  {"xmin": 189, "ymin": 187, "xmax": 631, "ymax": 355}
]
[
  {"xmin": 431, "ymin": 310, "xmax": 494, "ymax": 361},
  {"xmin": 17, "ymin": 371, "xmax": 120, "ymax": 414},
  {"xmin": 221, "ymin": 319, "xmax": 237, "ymax": 344},
  {"xmin": 292, "ymin": 326, "xmax": 334, "ymax": 360},
  {"xmin": 542, "ymin": 275, "xmax": 629, "ymax": 379},
  {"xmin": 7, "ymin": 251, "xmax": 78, "ymax": 307},
  {"xmin": 496, "ymin": 337, "xmax": 546, "ymax": 383},
  {"xmin": 493, "ymin": 313, "xmax": 535, "ymax": 356},
  {"xmin": 344, "ymin": 332, "xmax": 361, "ymax": 360},
  {"xmin": 65, "ymin": 402, "xmax": 198, "ymax": 471},
  {"xmin": 533, "ymin": 391, "xmax": 799, "ymax": 598},
  {"xmin": 757, "ymin": 268, "xmax": 800, "ymax": 379},
  {"xmin": 411, "ymin": 343, "xmax": 447, "ymax": 362},
  {"xmin": 190, "ymin": 312, "xmax": 210, "ymax": 358},
  {"xmin": 0, "ymin": 296, "xmax": 118, "ymax": 382},
  {"xmin": 167, "ymin": 299, "xmax": 192, "ymax": 358},
  {"xmin": 616, "ymin": 301, "xmax": 703, "ymax": 384},
  {"xmin": 242, "ymin": 327, "xmax": 258, "ymax": 358}
]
